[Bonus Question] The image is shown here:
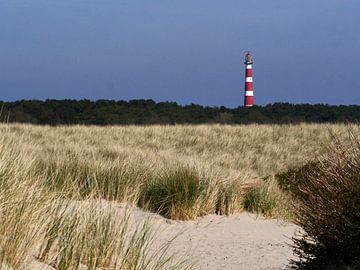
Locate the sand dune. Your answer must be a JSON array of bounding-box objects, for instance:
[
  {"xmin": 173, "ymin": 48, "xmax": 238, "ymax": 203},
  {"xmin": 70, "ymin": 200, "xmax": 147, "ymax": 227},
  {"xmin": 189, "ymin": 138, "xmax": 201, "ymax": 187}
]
[{"xmin": 24, "ymin": 207, "xmax": 298, "ymax": 270}]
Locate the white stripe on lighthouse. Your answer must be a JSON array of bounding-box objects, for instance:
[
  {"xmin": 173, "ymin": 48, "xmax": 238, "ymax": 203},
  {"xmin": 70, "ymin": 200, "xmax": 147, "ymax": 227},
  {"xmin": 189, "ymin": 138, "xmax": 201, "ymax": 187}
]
[
  {"xmin": 245, "ymin": 91, "xmax": 254, "ymax": 96},
  {"xmin": 246, "ymin": 65, "xmax": 252, "ymax": 69},
  {"xmin": 245, "ymin": 77, "xmax": 253, "ymax": 82}
]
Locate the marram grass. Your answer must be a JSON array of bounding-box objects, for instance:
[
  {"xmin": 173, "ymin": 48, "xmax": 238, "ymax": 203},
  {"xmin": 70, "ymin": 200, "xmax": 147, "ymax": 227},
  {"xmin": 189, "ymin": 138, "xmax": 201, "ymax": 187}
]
[
  {"xmin": 0, "ymin": 123, "xmax": 358, "ymax": 268},
  {"xmin": 139, "ymin": 166, "xmax": 211, "ymax": 220},
  {"xmin": 0, "ymin": 133, "xmax": 192, "ymax": 269}
]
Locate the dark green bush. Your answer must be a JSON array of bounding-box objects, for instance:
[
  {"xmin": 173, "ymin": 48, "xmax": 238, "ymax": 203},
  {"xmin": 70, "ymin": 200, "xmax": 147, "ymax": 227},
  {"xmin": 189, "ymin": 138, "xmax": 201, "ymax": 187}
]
[{"xmin": 278, "ymin": 138, "xmax": 360, "ymax": 269}]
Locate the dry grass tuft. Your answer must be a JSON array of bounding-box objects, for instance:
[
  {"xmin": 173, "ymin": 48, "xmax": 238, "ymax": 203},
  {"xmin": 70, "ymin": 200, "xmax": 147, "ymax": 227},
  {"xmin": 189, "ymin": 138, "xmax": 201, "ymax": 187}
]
[{"xmin": 139, "ymin": 166, "xmax": 211, "ymax": 220}]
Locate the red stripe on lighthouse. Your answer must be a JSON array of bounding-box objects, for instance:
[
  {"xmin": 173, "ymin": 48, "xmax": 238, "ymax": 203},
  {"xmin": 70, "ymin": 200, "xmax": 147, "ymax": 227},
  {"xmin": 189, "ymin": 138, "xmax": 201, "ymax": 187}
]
[
  {"xmin": 246, "ymin": 69, "xmax": 252, "ymax": 77},
  {"xmin": 245, "ymin": 82, "xmax": 253, "ymax": 90},
  {"xmin": 244, "ymin": 52, "xmax": 254, "ymax": 107}
]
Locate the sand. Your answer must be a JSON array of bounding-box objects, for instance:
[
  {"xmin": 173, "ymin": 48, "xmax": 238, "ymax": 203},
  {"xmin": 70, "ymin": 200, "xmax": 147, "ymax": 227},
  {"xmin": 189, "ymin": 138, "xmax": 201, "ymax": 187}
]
[
  {"xmin": 133, "ymin": 209, "xmax": 299, "ymax": 270},
  {"xmin": 25, "ymin": 208, "xmax": 299, "ymax": 270}
]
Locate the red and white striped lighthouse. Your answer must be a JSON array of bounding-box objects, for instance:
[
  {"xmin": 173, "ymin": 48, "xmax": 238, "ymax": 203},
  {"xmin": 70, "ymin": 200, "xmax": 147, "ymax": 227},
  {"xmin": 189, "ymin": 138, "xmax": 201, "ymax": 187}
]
[{"xmin": 244, "ymin": 52, "xmax": 254, "ymax": 107}]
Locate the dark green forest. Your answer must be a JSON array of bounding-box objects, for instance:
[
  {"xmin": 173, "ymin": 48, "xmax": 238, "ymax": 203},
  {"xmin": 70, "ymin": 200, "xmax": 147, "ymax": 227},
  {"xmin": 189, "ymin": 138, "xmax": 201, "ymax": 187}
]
[{"xmin": 0, "ymin": 99, "xmax": 359, "ymax": 125}]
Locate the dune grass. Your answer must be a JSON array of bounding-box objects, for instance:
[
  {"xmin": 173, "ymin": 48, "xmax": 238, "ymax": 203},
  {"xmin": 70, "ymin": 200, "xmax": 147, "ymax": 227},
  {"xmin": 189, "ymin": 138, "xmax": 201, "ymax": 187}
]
[
  {"xmin": 0, "ymin": 123, "xmax": 358, "ymax": 268},
  {"xmin": 139, "ymin": 166, "xmax": 211, "ymax": 220},
  {"xmin": 0, "ymin": 134, "xmax": 192, "ymax": 269},
  {"xmin": 0, "ymin": 123, "xmax": 355, "ymax": 219}
]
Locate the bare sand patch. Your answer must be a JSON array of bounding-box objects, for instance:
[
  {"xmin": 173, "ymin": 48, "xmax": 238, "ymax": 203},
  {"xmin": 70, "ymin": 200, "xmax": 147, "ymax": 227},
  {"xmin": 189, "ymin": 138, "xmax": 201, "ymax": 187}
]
[{"xmin": 150, "ymin": 212, "xmax": 298, "ymax": 270}]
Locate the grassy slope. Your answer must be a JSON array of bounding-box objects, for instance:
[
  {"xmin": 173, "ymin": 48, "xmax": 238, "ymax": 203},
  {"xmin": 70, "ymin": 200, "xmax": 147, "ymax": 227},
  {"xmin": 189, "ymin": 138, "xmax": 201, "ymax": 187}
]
[
  {"xmin": 3, "ymin": 123, "xmax": 350, "ymax": 175},
  {"xmin": 0, "ymin": 123, "xmax": 356, "ymax": 269}
]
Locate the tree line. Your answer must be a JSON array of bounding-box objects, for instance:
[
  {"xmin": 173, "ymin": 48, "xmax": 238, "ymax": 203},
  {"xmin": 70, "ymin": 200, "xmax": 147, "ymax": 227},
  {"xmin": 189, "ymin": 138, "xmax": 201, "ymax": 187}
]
[{"xmin": 0, "ymin": 99, "xmax": 359, "ymax": 125}]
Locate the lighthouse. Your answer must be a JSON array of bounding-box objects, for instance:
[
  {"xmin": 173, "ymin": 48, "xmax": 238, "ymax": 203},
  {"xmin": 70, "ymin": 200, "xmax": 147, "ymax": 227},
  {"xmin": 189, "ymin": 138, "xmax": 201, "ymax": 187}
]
[{"xmin": 244, "ymin": 52, "xmax": 254, "ymax": 107}]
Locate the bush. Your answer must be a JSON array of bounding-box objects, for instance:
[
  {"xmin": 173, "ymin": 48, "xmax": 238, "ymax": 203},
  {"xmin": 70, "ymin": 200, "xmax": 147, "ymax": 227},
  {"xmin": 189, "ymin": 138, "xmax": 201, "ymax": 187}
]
[
  {"xmin": 139, "ymin": 166, "xmax": 209, "ymax": 220},
  {"xmin": 278, "ymin": 135, "xmax": 360, "ymax": 269}
]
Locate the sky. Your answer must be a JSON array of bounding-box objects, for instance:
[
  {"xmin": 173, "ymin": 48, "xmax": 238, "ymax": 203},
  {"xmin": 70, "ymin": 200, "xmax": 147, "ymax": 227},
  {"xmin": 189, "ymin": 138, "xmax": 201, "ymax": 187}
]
[{"xmin": 0, "ymin": 0, "xmax": 359, "ymax": 107}]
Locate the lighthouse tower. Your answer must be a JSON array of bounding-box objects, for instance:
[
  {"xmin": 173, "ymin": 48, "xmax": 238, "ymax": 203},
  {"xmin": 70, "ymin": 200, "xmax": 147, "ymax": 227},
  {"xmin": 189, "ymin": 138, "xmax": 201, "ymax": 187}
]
[{"xmin": 244, "ymin": 52, "xmax": 254, "ymax": 107}]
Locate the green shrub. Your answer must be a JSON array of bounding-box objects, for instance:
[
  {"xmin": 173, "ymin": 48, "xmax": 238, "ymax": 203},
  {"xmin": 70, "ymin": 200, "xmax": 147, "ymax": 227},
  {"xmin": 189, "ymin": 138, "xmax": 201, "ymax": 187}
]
[
  {"xmin": 139, "ymin": 166, "xmax": 209, "ymax": 220},
  {"xmin": 278, "ymin": 137, "xmax": 360, "ymax": 269}
]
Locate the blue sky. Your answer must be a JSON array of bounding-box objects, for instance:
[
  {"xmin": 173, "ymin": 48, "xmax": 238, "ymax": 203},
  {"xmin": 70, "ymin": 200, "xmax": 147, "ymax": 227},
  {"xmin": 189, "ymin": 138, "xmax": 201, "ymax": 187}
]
[{"xmin": 0, "ymin": 0, "xmax": 359, "ymax": 107}]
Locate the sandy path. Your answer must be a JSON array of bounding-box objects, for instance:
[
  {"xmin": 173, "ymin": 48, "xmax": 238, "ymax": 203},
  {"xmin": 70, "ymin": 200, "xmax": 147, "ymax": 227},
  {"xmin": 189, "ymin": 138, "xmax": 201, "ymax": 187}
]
[{"xmin": 133, "ymin": 211, "xmax": 299, "ymax": 270}]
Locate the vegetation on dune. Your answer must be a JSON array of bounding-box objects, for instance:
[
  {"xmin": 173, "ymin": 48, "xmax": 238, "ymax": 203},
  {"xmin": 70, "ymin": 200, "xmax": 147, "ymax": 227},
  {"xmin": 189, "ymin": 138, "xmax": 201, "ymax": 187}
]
[
  {"xmin": 0, "ymin": 136, "xmax": 192, "ymax": 269},
  {"xmin": 244, "ymin": 178, "xmax": 277, "ymax": 216},
  {"xmin": 1, "ymin": 123, "xmax": 346, "ymax": 218},
  {"xmin": 277, "ymin": 132, "xmax": 360, "ymax": 269},
  {"xmin": 139, "ymin": 166, "xmax": 211, "ymax": 220},
  {"xmin": 1, "ymin": 123, "xmax": 359, "ymax": 268},
  {"xmin": 37, "ymin": 202, "xmax": 189, "ymax": 270},
  {"xmin": 36, "ymin": 156, "xmax": 148, "ymax": 203}
]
